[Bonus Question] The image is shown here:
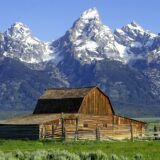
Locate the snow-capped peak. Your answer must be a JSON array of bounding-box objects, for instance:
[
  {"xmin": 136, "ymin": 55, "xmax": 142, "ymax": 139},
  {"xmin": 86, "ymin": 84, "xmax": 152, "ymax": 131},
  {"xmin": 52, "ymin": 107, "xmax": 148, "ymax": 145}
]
[
  {"xmin": 126, "ymin": 21, "xmax": 144, "ymax": 31},
  {"xmin": 53, "ymin": 8, "xmax": 121, "ymax": 64},
  {"xmin": 122, "ymin": 21, "xmax": 157, "ymax": 38},
  {"xmin": 6, "ymin": 22, "xmax": 32, "ymax": 39},
  {"xmin": 80, "ymin": 8, "xmax": 100, "ymax": 20},
  {"xmin": 1, "ymin": 22, "xmax": 57, "ymax": 64},
  {"xmin": 12, "ymin": 22, "xmax": 30, "ymax": 31},
  {"xmin": 0, "ymin": 8, "xmax": 159, "ymax": 67}
]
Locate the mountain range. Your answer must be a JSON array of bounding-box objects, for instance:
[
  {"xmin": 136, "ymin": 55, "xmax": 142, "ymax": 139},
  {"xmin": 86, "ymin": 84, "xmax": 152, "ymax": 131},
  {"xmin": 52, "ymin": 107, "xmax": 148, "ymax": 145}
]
[{"xmin": 0, "ymin": 8, "xmax": 160, "ymax": 117}]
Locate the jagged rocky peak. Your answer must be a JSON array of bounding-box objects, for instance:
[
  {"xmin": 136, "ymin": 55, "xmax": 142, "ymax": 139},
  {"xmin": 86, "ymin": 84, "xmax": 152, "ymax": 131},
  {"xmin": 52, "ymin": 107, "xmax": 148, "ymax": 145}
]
[
  {"xmin": 70, "ymin": 7, "xmax": 104, "ymax": 40},
  {"xmin": 71, "ymin": 7, "xmax": 112, "ymax": 37},
  {"xmin": 2, "ymin": 22, "xmax": 54, "ymax": 64},
  {"xmin": 5, "ymin": 22, "xmax": 32, "ymax": 40},
  {"xmin": 123, "ymin": 21, "xmax": 156, "ymax": 38},
  {"xmin": 56, "ymin": 7, "xmax": 120, "ymax": 64},
  {"xmin": 80, "ymin": 7, "xmax": 100, "ymax": 20},
  {"xmin": 114, "ymin": 21, "xmax": 157, "ymax": 50},
  {"xmin": 114, "ymin": 21, "xmax": 145, "ymax": 40},
  {"xmin": 125, "ymin": 21, "xmax": 144, "ymax": 30}
]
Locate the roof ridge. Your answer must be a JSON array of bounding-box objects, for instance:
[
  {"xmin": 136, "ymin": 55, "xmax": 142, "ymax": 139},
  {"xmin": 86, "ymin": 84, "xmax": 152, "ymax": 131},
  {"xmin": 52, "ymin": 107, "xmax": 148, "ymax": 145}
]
[{"xmin": 45, "ymin": 86, "xmax": 97, "ymax": 90}]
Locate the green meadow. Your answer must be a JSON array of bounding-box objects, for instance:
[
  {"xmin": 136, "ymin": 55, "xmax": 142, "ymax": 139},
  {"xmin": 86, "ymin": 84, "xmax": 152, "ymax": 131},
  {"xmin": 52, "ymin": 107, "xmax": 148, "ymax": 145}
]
[
  {"xmin": 0, "ymin": 117, "xmax": 159, "ymax": 159},
  {"xmin": 0, "ymin": 140, "xmax": 159, "ymax": 160}
]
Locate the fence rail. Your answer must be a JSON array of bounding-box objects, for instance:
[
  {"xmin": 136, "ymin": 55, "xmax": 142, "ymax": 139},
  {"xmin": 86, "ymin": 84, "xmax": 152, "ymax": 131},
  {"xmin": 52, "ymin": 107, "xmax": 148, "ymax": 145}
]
[{"xmin": 42, "ymin": 116, "xmax": 160, "ymax": 141}]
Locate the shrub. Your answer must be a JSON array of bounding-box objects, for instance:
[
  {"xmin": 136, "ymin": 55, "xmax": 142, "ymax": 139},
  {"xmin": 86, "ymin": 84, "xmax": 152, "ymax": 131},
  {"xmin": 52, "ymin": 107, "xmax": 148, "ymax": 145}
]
[
  {"xmin": 0, "ymin": 149, "xmax": 146, "ymax": 160},
  {"xmin": 5, "ymin": 152, "xmax": 17, "ymax": 160},
  {"xmin": 47, "ymin": 150, "xmax": 80, "ymax": 160},
  {"xmin": 110, "ymin": 154, "xmax": 119, "ymax": 160},
  {"xmin": 0, "ymin": 151, "xmax": 5, "ymax": 160},
  {"xmin": 79, "ymin": 150, "xmax": 108, "ymax": 160},
  {"xmin": 23, "ymin": 151, "xmax": 32, "ymax": 160},
  {"xmin": 134, "ymin": 153, "xmax": 144, "ymax": 160},
  {"xmin": 119, "ymin": 155, "xmax": 128, "ymax": 160},
  {"xmin": 14, "ymin": 150, "xmax": 24, "ymax": 160}
]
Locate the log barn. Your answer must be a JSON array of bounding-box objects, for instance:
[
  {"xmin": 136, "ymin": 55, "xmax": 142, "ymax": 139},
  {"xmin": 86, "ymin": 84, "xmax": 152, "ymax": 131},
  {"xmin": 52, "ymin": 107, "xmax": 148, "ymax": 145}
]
[{"xmin": 0, "ymin": 87, "xmax": 146, "ymax": 140}]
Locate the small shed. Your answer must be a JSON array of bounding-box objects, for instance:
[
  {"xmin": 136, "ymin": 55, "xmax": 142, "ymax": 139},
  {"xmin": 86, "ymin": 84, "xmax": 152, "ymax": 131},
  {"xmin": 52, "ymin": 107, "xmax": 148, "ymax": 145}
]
[{"xmin": 0, "ymin": 87, "xmax": 146, "ymax": 140}]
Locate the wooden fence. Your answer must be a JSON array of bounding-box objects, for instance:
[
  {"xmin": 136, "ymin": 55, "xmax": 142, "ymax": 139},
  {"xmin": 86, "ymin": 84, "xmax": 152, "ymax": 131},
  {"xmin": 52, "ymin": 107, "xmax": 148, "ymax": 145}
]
[
  {"xmin": 43, "ymin": 125, "xmax": 160, "ymax": 141},
  {"xmin": 41, "ymin": 115, "xmax": 160, "ymax": 141},
  {"xmin": 42, "ymin": 117, "xmax": 142, "ymax": 141}
]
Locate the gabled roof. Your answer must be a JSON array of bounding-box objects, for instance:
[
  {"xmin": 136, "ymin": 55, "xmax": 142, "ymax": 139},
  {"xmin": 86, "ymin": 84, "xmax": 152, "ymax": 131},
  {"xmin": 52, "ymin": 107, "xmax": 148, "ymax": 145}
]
[
  {"xmin": 33, "ymin": 87, "xmax": 96, "ymax": 114},
  {"xmin": 33, "ymin": 86, "xmax": 116, "ymax": 115},
  {"xmin": 39, "ymin": 87, "xmax": 94, "ymax": 99}
]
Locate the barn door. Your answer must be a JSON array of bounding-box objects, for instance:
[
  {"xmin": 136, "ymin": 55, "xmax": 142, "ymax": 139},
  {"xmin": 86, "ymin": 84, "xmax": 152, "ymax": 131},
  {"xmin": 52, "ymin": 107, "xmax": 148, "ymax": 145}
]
[{"xmin": 62, "ymin": 118, "xmax": 79, "ymax": 140}]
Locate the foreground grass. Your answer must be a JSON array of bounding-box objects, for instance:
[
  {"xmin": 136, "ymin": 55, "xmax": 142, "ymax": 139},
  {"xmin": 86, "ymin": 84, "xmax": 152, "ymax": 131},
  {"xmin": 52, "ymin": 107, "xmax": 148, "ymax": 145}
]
[{"xmin": 0, "ymin": 140, "xmax": 159, "ymax": 159}]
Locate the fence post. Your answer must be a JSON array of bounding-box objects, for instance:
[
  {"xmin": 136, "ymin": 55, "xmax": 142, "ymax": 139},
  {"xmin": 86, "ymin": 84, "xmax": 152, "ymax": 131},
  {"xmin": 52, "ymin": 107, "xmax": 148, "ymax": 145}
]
[
  {"xmin": 96, "ymin": 127, "xmax": 100, "ymax": 140},
  {"xmin": 130, "ymin": 123, "xmax": 134, "ymax": 142},
  {"xmin": 44, "ymin": 126, "xmax": 47, "ymax": 139},
  {"xmin": 61, "ymin": 113, "xmax": 65, "ymax": 139},
  {"xmin": 40, "ymin": 127, "xmax": 43, "ymax": 139},
  {"xmin": 75, "ymin": 117, "xmax": 79, "ymax": 140},
  {"xmin": 154, "ymin": 125, "xmax": 158, "ymax": 140},
  {"xmin": 64, "ymin": 127, "xmax": 66, "ymax": 141},
  {"xmin": 52, "ymin": 124, "xmax": 54, "ymax": 138}
]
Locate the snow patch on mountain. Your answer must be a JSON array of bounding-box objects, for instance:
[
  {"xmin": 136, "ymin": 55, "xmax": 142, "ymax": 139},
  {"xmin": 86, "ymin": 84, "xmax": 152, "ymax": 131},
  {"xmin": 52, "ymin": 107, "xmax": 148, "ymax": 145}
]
[
  {"xmin": 1, "ymin": 22, "xmax": 58, "ymax": 64},
  {"xmin": 114, "ymin": 21, "xmax": 160, "ymax": 63},
  {"xmin": 0, "ymin": 8, "xmax": 160, "ymax": 67},
  {"xmin": 53, "ymin": 8, "xmax": 123, "ymax": 64},
  {"xmin": 81, "ymin": 7, "xmax": 100, "ymax": 20}
]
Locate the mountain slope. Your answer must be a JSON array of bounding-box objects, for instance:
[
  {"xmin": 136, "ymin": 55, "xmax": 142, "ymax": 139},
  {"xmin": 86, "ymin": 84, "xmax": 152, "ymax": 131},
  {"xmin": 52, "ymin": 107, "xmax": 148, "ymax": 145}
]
[
  {"xmin": 53, "ymin": 8, "xmax": 160, "ymax": 117},
  {"xmin": 0, "ymin": 57, "xmax": 69, "ymax": 111},
  {"xmin": 0, "ymin": 8, "xmax": 160, "ymax": 117}
]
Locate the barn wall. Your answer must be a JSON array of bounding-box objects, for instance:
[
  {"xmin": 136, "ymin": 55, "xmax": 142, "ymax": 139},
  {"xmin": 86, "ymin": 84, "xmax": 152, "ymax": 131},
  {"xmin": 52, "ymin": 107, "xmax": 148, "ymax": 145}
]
[
  {"xmin": 0, "ymin": 124, "xmax": 39, "ymax": 139},
  {"xmin": 79, "ymin": 88, "xmax": 114, "ymax": 115},
  {"xmin": 113, "ymin": 115, "xmax": 145, "ymax": 137},
  {"xmin": 40, "ymin": 114, "xmax": 145, "ymax": 140},
  {"xmin": 77, "ymin": 114, "xmax": 145, "ymax": 140}
]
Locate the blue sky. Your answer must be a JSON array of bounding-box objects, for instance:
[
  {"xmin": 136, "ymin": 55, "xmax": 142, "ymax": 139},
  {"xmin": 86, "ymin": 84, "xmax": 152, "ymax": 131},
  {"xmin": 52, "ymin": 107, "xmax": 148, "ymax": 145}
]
[{"xmin": 0, "ymin": 0, "xmax": 159, "ymax": 41}]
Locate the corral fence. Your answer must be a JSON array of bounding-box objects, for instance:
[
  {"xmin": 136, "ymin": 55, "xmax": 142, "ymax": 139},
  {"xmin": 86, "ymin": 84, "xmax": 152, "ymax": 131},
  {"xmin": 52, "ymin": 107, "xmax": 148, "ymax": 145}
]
[
  {"xmin": 43, "ymin": 124, "xmax": 160, "ymax": 141},
  {"xmin": 41, "ymin": 116, "xmax": 144, "ymax": 141},
  {"xmin": 142, "ymin": 125, "xmax": 160, "ymax": 140}
]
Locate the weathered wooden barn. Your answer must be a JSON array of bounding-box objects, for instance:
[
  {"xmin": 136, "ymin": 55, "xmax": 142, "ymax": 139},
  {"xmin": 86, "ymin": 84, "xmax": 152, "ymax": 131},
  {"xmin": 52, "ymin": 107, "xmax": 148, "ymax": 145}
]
[{"xmin": 0, "ymin": 87, "xmax": 146, "ymax": 140}]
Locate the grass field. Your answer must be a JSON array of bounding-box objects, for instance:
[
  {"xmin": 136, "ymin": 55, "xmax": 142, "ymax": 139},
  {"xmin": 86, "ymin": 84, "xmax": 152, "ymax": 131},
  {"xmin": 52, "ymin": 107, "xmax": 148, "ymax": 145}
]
[{"xmin": 0, "ymin": 140, "xmax": 159, "ymax": 159}]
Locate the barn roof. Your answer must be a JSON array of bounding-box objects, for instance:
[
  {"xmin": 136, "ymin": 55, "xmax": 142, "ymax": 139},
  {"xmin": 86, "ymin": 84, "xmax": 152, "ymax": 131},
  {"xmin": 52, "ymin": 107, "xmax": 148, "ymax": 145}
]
[
  {"xmin": 40, "ymin": 87, "xmax": 93, "ymax": 99},
  {"xmin": 0, "ymin": 114, "xmax": 61, "ymax": 125},
  {"xmin": 33, "ymin": 86, "xmax": 116, "ymax": 114},
  {"xmin": 33, "ymin": 87, "xmax": 95, "ymax": 114}
]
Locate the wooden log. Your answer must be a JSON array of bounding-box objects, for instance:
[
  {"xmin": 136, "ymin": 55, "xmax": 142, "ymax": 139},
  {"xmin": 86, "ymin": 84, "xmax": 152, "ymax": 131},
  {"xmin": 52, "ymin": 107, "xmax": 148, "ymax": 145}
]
[
  {"xmin": 130, "ymin": 122, "xmax": 134, "ymax": 142},
  {"xmin": 52, "ymin": 124, "xmax": 54, "ymax": 138},
  {"xmin": 64, "ymin": 127, "xmax": 66, "ymax": 141},
  {"xmin": 96, "ymin": 127, "xmax": 100, "ymax": 140},
  {"xmin": 75, "ymin": 117, "xmax": 79, "ymax": 140},
  {"xmin": 61, "ymin": 112, "xmax": 65, "ymax": 139}
]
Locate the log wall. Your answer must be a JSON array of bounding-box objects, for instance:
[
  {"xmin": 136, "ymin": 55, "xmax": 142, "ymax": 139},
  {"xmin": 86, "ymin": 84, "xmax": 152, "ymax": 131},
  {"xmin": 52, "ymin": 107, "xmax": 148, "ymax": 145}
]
[
  {"xmin": 41, "ymin": 114, "xmax": 145, "ymax": 140},
  {"xmin": 0, "ymin": 124, "xmax": 39, "ymax": 139},
  {"xmin": 0, "ymin": 114, "xmax": 145, "ymax": 140}
]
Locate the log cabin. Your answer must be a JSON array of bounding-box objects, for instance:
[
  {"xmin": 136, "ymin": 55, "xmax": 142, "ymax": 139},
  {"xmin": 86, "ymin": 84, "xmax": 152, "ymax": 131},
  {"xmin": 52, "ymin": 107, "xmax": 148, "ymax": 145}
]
[{"xmin": 0, "ymin": 87, "xmax": 146, "ymax": 140}]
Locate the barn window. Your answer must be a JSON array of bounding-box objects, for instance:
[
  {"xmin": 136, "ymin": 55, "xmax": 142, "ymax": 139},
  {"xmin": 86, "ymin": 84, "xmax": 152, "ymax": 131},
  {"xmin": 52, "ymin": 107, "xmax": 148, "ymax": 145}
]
[
  {"xmin": 103, "ymin": 123, "xmax": 107, "ymax": 128},
  {"xmin": 83, "ymin": 123, "xmax": 88, "ymax": 127}
]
